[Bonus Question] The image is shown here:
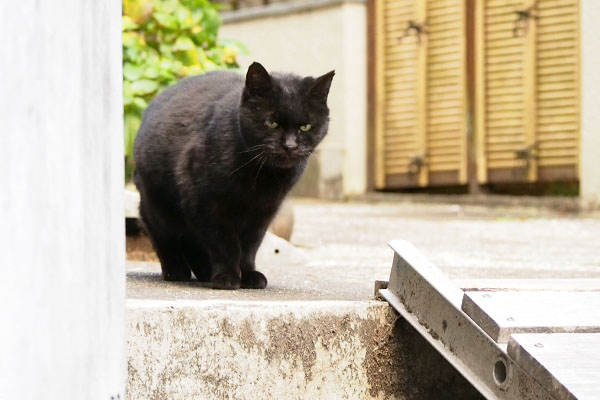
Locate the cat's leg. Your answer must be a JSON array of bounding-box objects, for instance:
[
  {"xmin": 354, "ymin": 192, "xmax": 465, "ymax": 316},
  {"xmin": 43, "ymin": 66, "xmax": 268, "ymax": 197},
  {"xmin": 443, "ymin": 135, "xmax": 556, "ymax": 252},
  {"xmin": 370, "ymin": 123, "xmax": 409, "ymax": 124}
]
[
  {"xmin": 137, "ymin": 186, "xmax": 191, "ymax": 282},
  {"xmin": 181, "ymin": 240, "xmax": 212, "ymax": 282},
  {"xmin": 239, "ymin": 227, "xmax": 268, "ymax": 289},
  {"xmin": 199, "ymin": 225, "xmax": 243, "ymax": 290}
]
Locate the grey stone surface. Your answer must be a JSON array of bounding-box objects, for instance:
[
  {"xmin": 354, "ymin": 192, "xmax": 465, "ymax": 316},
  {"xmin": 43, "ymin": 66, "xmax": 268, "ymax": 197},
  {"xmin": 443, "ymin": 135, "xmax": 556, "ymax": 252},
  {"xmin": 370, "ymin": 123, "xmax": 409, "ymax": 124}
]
[{"xmin": 128, "ymin": 197, "xmax": 600, "ymax": 301}]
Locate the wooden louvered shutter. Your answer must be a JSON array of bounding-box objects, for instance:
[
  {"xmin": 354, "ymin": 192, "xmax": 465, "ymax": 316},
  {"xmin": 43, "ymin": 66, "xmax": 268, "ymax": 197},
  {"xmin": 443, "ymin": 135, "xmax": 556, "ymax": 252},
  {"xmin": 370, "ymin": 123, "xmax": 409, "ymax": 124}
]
[
  {"xmin": 426, "ymin": 0, "xmax": 468, "ymax": 186},
  {"xmin": 374, "ymin": 0, "xmax": 467, "ymax": 189},
  {"xmin": 375, "ymin": 0, "xmax": 422, "ymax": 188},
  {"xmin": 536, "ymin": 0, "xmax": 579, "ymax": 181},
  {"xmin": 475, "ymin": 0, "xmax": 580, "ymax": 183}
]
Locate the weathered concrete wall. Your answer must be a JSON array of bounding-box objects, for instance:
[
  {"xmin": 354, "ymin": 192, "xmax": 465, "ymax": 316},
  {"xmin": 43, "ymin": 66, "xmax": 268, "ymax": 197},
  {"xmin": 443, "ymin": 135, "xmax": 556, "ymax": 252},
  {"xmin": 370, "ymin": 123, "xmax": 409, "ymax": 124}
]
[
  {"xmin": 127, "ymin": 299, "xmax": 483, "ymax": 400},
  {"xmin": 0, "ymin": 1, "xmax": 126, "ymax": 399},
  {"xmin": 581, "ymin": 0, "xmax": 600, "ymax": 205},
  {"xmin": 221, "ymin": 0, "xmax": 368, "ymax": 198}
]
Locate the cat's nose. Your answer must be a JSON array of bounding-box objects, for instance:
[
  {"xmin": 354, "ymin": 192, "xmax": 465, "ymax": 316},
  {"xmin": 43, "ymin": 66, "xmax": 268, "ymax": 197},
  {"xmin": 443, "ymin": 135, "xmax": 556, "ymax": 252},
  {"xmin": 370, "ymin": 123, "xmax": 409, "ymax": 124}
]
[{"xmin": 284, "ymin": 134, "xmax": 298, "ymax": 151}]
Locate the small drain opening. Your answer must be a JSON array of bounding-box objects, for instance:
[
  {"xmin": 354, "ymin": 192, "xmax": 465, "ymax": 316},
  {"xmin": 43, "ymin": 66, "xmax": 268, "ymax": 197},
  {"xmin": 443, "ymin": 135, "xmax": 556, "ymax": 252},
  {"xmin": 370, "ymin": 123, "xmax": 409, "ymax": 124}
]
[{"xmin": 493, "ymin": 359, "xmax": 508, "ymax": 386}]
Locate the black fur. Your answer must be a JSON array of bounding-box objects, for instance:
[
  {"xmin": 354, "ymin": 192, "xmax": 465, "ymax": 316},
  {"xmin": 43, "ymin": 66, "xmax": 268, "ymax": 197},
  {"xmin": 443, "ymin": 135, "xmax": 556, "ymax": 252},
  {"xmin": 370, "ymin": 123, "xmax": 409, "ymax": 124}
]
[{"xmin": 133, "ymin": 62, "xmax": 334, "ymax": 289}]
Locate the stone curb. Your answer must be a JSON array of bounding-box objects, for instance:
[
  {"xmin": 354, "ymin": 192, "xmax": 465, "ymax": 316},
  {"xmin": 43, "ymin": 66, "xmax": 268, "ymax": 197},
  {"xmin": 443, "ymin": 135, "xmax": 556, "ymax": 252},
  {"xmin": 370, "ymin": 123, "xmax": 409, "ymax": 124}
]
[{"xmin": 126, "ymin": 299, "xmax": 482, "ymax": 399}]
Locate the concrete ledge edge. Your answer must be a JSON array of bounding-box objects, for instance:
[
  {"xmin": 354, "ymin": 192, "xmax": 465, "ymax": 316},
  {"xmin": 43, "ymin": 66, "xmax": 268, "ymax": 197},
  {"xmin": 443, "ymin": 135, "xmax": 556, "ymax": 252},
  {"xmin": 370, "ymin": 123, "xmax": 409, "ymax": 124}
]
[
  {"xmin": 221, "ymin": 0, "xmax": 366, "ymax": 24},
  {"xmin": 127, "ymin": 298, "xmax": 385, "ymax": 310}
]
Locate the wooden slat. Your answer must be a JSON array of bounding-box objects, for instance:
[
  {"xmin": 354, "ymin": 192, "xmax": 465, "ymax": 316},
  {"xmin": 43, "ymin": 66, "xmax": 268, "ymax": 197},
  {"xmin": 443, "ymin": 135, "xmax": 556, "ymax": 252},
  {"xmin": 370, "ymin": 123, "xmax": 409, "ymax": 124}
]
[
  {"xmin": 508, "ymin": 333, "xmax": 600, "ymax": 400},
  {"xmin": 462, "ymin": 291, "xmax": 600, "ymax": 343},
  {"xmin": 374, "ymin": 0, "xmax": 386, "ymax": 188},
  {"xmin": 524, "ymin": 4, "xmax": 537, "ymax": 182},
  {"xmin": 426, "ymin": 0, "xmax": 466, "ymax": 184},
  {"xmin": 534, "ymin": 0, "xmax": 579, "ymax": 180},
  {"xmin": 413, "ymin": 0, "xmax": 428, "ymax": 187},
  {"xmin": 476, "ymin": 0, "xmax": 488, "ymax": 183},
  {"xmin": 379, "ymin": 0, "xmax": 422, "ymax": 186}
]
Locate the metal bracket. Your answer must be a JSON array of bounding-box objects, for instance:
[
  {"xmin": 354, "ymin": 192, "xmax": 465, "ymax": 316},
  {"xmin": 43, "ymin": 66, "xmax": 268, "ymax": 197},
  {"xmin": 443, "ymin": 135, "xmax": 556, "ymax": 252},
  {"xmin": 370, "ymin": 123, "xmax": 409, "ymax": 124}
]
[
  {"xmin": 408, "ymin": 155, "xmax": 426, "ymax": 176},
  {"xmin": 513, "ymin": 142, "xmax": 538, "ymax": 180},
  {"xmin": 399, "ymin": 20, "xmax": 428, "ymax": 44},
  {"xmin": 513, "ymin": 1, "xmax": 539, "ymax": 37},
  {"xmin": 378, "ymin": 240, "xmax": 556, "ymax": 400}
]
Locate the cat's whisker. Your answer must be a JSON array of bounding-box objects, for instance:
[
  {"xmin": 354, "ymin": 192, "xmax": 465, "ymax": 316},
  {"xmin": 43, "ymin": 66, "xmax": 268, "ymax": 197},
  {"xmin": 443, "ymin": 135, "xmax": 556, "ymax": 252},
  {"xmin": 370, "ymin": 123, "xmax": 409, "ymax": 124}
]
[
  {"xmin": 239, "ymin": 144, "xmax": 270, "ymax": 154},
  {"xmin": 230, "ymin": 151, "xmax": 264, "ymax": 175},
  {"xmin": 250, "ymin": 153, "xmax": 268, "ymax": 191}
]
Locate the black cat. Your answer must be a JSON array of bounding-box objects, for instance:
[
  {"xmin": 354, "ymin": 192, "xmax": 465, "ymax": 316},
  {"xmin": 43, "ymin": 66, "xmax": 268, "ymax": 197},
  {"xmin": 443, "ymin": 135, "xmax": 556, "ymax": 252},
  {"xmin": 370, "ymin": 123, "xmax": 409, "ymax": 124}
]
[{"xmin": 133, "ymin": 62, "xmax": 334, "ymax": 289}]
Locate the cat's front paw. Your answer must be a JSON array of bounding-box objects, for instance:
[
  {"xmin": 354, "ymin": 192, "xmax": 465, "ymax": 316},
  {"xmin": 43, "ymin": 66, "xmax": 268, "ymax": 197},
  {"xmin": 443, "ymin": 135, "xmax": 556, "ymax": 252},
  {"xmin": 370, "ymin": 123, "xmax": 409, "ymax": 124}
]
[
  {"xmin": 211, "ymin": 273, "xmax": 241, "ymax": 290},
  {"xmin": 241, "ymin": 270, "xmax": 268, "ymax": 289},
  {"xmin": 162, "ymin": 268, "xmax": 192, "ymax": 282}
]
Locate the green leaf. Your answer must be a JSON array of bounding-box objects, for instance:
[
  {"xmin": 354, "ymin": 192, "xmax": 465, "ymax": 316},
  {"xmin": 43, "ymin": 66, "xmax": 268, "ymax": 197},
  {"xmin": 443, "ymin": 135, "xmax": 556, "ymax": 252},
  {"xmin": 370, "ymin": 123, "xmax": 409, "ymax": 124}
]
[
  {"xmin": 123, "ymin": 94, "xmax": 134, "ymax": 107},
  {"xmin": 122, "ymin": 16, "xmax": 139, "ymax": 31},
  {"xmin": 123, "ymin": 0, "xmax": 153, "ymax": 24},
  {"xmin": 153, "ymin": 0, "xmax": 179, "ymax": 14},
  {"xmin": 122, "ymin": 32, "xmax": 144, "ymax": 48},
  {"xmin": 175, "ymin": 5, "xmax": 193, "ymax": 27},
  {"xmin": 181, "ymin": 64, "xmax": 203, "ymax": 76},
  {"xmin": 201, "ymin": 7, "xmax": 221, "ymax": 36},
  {"xmin": 153, "ymin": 12, "xmax": 178, "ymax": 29},
  {"xmin": 172, "ymin": 36, "xmax": 195, "ymax": 52},
  {"xmin": 130, "ymin": 79, "xmax": 159, "ymax": 95},
  {"xmin": 123, "ymin": 63, "xmax": 145, "ymax": 81},
  {"xmin": 159, "ymin": 42, "xmax": 173, "ymax": 57},
  {"xmin": 143, "ymin": 66, "xmax": 160, "ymax": 79},
  {"xmin": 123, "ymin": 81, "xmax": 134, "ymax": 97},
  {"xmin": 133, "ymin": 97, "xmax": 149, "ymax": 110},
  {"xmin": 124, "ymin": 112, "xmax": 142, "ymax": 159}
]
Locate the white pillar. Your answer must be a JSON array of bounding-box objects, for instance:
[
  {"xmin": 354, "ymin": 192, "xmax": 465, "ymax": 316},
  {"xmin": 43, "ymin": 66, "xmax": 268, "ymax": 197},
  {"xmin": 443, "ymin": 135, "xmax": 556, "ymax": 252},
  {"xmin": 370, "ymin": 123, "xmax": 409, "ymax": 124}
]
[
  {"xmin": 581, "ymin": 0, "xmax": 600, "ymax": 205},
  {"xmin": 0, "ymin": 2, "xmax": 125, "ymax": 399}
]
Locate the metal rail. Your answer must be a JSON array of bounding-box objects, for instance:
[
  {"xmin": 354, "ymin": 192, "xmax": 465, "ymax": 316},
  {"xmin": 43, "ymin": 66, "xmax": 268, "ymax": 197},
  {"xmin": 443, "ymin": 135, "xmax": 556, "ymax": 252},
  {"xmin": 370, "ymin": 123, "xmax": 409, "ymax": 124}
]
[{"xmin": 379, "ymin": 240, "xmax": 556, "ymax": 400}]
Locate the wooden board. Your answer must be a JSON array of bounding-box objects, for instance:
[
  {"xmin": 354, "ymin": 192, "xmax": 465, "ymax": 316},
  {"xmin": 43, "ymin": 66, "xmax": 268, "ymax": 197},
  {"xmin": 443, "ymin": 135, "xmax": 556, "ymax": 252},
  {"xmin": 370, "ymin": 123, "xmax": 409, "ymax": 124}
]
[
  {"xmin": 508, "ymin": 333, "xmax": 600, "ymax": 400},
  {"xmin": 462, "ymin": 291, "xmax": 600, "ymax": 343}
]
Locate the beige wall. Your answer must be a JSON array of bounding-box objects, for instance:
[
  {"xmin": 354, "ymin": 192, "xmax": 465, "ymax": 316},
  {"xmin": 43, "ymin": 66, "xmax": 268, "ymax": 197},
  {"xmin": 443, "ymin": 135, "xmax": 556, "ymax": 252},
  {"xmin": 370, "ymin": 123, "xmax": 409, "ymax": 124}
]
[
  {"xmin": 581, "ymin": 0, "xmax": 600, "ymax": 205},
  {"xmin": 221, "ymin": 0, "xmax": 367, "ymax": 198}
]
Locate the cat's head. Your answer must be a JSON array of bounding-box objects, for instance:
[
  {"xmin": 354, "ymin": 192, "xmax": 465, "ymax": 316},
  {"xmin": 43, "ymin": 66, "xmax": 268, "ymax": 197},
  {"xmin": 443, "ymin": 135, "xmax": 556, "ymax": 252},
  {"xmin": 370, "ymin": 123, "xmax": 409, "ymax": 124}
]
[{"xmin": 239, "ymin": 62, "xmax": 334, "ymax": 169}]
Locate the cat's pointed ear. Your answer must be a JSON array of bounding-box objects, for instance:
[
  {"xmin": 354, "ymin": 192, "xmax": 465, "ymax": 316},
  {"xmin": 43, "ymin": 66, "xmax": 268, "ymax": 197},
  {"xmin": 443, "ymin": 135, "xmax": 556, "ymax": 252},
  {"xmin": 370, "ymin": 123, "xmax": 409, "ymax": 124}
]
[
  {"xmin": 309, "ymin": 70, "xmax": 335, "ymax": 101},
  {"xmin": 246, "ymin": 62, "xmax": 272, "ymax": 95}
]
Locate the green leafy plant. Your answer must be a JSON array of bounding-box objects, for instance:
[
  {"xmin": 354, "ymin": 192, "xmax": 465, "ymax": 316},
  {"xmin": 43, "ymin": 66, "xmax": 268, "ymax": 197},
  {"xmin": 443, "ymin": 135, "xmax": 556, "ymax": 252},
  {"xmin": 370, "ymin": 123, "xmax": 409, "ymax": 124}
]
[{"xmin": 123, "ymin": 0, "xmax": 244, "ymax": 181}]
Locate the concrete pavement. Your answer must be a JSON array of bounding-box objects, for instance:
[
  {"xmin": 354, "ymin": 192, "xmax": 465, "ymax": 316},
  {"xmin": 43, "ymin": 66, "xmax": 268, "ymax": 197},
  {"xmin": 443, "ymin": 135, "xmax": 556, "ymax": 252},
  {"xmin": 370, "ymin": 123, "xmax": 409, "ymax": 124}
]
[
  {"xmin": 127, "ymin": 196, "xmax": 600, "ymax": 399},
  {"xmin": 128, "ymin": 197, "xmax": 600, "ymax": 302}
]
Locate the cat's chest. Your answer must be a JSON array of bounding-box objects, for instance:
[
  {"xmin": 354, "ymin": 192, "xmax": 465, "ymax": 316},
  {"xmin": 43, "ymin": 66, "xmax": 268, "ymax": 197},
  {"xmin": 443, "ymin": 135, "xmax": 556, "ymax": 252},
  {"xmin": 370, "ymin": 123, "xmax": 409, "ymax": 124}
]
[{"xmin": 231, "ymin": 183, "xmax": 285, "ymax": 211}]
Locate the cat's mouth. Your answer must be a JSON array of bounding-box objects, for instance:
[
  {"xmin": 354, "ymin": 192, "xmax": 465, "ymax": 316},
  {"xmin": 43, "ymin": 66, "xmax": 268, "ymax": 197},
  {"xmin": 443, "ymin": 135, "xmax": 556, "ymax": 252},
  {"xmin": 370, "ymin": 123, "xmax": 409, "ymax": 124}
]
[{"xmin": 271, "ymin": 151, "xmax": 305, "ymax": 168}]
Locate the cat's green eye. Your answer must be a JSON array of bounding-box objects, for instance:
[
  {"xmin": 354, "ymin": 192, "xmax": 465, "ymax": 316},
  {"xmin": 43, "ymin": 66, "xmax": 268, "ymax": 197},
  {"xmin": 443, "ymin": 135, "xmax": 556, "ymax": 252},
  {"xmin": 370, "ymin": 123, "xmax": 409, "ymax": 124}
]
[
  {"xmin": 299, "ymin": 124, "xmax": 312, "ymax": 132},
  {"xmin": 265, "ymin": 120, "xmax": 279, "ymax": 129}
]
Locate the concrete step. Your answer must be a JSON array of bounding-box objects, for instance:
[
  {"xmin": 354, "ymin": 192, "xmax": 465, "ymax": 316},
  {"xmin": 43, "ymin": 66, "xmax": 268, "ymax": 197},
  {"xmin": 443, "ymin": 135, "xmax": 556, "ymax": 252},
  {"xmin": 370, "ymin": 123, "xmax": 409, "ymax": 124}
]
[
  {"xmin": 126, "ymin": 259, "xmax": 482, "ymax": 399},
  {"xmin": 128, "ymin": 298, "xmax": 395, "ymax": 399}
]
